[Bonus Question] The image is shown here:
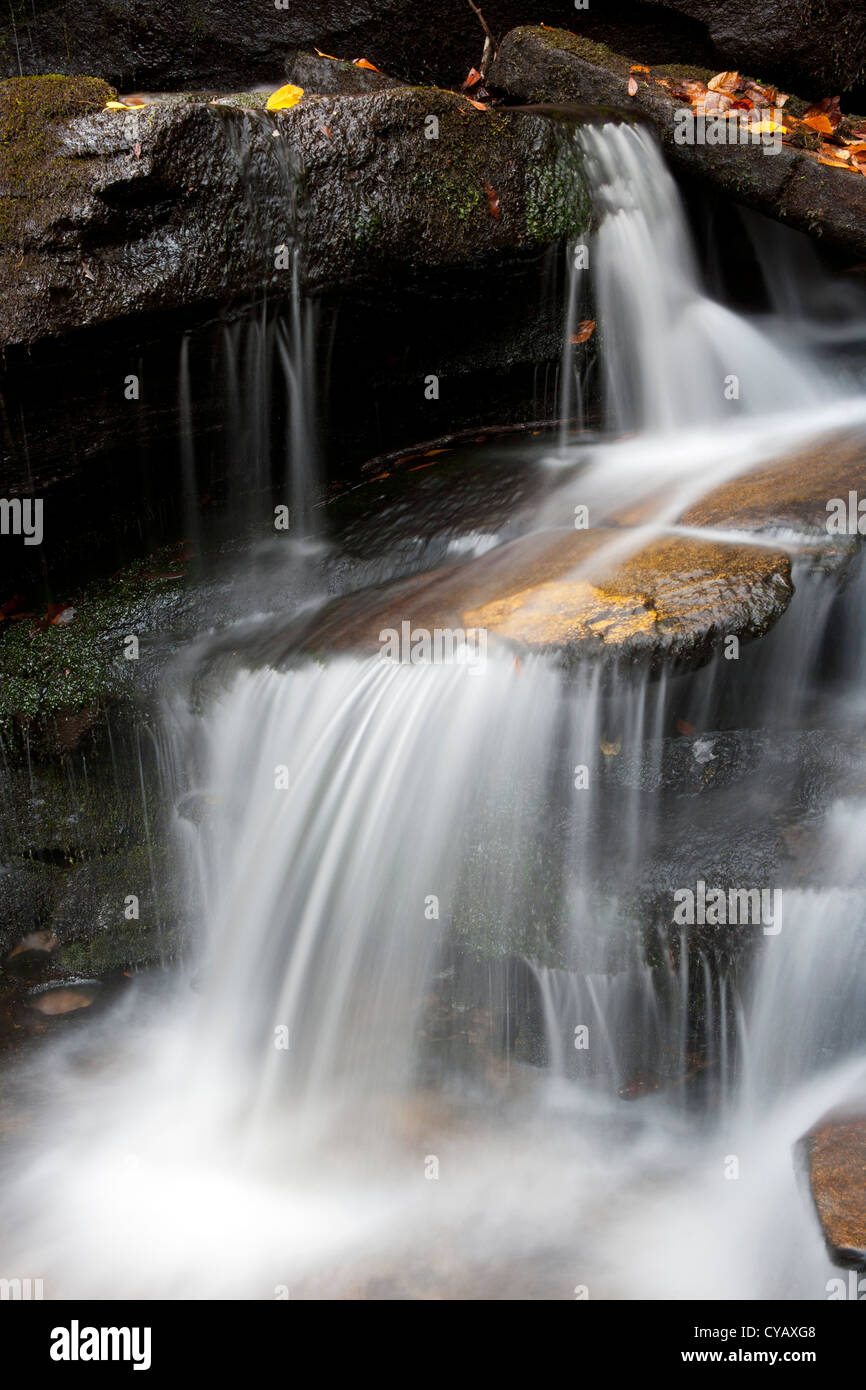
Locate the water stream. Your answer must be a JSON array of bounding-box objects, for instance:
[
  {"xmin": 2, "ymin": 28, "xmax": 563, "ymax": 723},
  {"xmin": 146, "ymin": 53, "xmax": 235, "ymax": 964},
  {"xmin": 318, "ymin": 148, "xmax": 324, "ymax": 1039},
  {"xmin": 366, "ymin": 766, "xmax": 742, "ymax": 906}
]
[{"xmin": 2, "ymin": 120, "xmax": 866, "ymax": 1300}]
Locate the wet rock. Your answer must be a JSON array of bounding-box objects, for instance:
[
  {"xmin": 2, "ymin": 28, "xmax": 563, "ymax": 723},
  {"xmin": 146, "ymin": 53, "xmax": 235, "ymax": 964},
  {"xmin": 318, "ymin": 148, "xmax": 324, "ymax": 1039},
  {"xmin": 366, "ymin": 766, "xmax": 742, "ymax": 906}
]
[
  {"xmin": 489, "ymin": 27, "xmax": 866, "ymax": 261},
  {"xmin": 277, "ymin": 526, "xmax": 792, "ymax": 672},
  {"xmin": 0, "ymin": 75, "xmax": 590, "ymax": 349},
  {"xmin": 24, "ymin": 981, "xmax": 99, "ymax": 1016},
  {"xmin": 635, "ymin": 0, "xmax": 866, "ymax": 100},
  {"xmin": 0, "ymin": 863, "xmax": 62, "ymax": 957},
  {"xmin": 284, "ymin": 52, "xmax": 403, "ymax": 95},
  {"xmin": 799, "ymin": 1107, "xmax": 866, "ymax": 1268},
  {"xmin": 3, "ymin": 928, "xmax": 59, "ymax": 979},
  {"xmin": 679, "ymin": 429, "xmax": 866, "ymax": 568}
]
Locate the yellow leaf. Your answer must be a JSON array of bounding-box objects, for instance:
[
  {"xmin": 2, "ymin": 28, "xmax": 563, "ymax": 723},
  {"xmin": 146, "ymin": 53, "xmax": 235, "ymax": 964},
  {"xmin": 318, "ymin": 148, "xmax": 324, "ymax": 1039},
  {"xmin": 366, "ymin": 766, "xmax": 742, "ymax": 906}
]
[
  {"xmin": 600, "ymin": 737, "xmax": 622, "ymax": 756},
  {"xmin": 266, "ymin": 83, "xmax": 304, "ymax": 112},
  {"xmin": 314, "ymin": 48, "xmax": 339, "ymax": 60},
  {"xmin": 104, "ymin": 100, "xmax": 131, "ymax": 110},
  {"xmin": 752, "ymin": 118, "xmax": 786, "ymax": 134}
]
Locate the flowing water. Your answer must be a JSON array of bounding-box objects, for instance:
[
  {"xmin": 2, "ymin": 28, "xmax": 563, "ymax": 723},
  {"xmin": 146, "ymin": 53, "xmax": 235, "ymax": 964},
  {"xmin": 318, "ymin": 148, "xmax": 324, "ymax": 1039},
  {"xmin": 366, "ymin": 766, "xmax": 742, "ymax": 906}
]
[{"xmin": 3, "ymin": 122, "xmax": 866, "ymax": 1300}]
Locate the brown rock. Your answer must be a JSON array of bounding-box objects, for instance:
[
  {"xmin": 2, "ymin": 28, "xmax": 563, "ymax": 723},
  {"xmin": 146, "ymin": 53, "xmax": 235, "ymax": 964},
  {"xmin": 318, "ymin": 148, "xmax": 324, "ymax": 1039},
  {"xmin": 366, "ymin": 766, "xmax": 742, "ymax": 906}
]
[{"xmin": 800, "ymin": 1109, "xmax": 866, "ymax": 1268}]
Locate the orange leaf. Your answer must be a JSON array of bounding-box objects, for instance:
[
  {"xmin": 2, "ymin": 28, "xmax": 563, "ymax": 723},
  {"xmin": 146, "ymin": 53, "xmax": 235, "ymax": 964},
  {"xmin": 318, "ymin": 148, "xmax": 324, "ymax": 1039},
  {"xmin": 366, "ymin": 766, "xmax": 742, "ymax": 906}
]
[
  {"xmin": 353, "ymin": 57, "xmax": 382, "ymax": 72},
  {"xmin": 485, "ymin": 181, "xmax": 500, "ymax": 218},
  {"xmin": 314, "ymin": 47, "xmax": 339, "ymax": 60},
  {"xmin": 630, "ymin": 64, "xmax": 650, "ymax": 74},
  {"xmin": 463, "ymin": 67, "xmax": 482, "ymax": 89},
  {"xmin": 320, "ymin": 124, "xmax": 333, "ymax": 140},
  {"xmin": 627, "ymin": 75, "xmax": 638, "ymax": 96},
  {"xmin": 570, "ymin": 319, "xmax": 596, "ymax": 344},
  {"xmin": 803, "ymin": 112, "xmax": 834, "ymax": 134},
  {"xmin": 463, "ymin": 96, "xmax": 488, "ymax": 111}
]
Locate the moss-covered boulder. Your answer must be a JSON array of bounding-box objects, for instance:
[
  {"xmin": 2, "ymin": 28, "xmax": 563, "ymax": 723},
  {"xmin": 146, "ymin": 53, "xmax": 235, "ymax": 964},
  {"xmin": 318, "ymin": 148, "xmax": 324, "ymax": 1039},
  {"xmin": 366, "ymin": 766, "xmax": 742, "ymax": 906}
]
[{"xmin": 0, "ymin": 75, "xmax": 590, "ymax": 347}]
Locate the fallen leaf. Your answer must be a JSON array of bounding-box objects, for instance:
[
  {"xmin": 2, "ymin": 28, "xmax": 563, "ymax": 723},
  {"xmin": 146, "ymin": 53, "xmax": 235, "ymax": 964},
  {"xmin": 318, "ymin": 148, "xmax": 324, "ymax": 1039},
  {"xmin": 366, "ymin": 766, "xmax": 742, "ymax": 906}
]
[
  {"xmin": 484, "ymin": 181, "xmax": 500, "ymax": 218},
  {"xmin": 708, "ymin": 70, "xmax": 740, "ymax": 93},
  {"xmin": 463, "ymin": 67, "xmax": 482, "ymax": 89},
  {"xmin": 463, "ymin": 96, "xmax": 488, "ymax": 111},
  {"xmin": 266, "ymin": 83, "xmax": 304, "ymax": 112},
  {"xmin": 630, "ymin": 64, "xmax": 650, "ymax": 74},
  {"xmin": 133, "ymin": 140, "xmax": 141, "ymax": 158},
  {"xmin": 320, "ymin": 124, "xmax": 333, "ymax": 140},
  {"xmin": 570, "ymin": 319, "xmax": 596, "ymax": 344},
  {"xmin": 818, "ymin": 152, "xmax": 854, "ymax": 169},
  {"xmin": 805, "ymin": 95, "xmax": 842, "ymax": 129},
  {"xmin": 600, "ymin": 736, "xmax": 622, "ymax": 756},
  {"xmin": 314, "ymin": 47, "xmax": 339, "ymax": 60},
  {"xmin": 803, "ymin": 112, "xmax": 834, "ymax": 134},
  {"xmin": 676, "ymin": 717, "xmax": 697, "ymax": 736},
  {"xmin": 104, "ymin": 100, "xmax": 132, "ymax": 110},
  {"xmin": 353, "ymin": 58, "xmax": 382, "ymax": 72},
  {"xmin": 627, "ymin": 75, "xmax": 638, "ymax": 96}
]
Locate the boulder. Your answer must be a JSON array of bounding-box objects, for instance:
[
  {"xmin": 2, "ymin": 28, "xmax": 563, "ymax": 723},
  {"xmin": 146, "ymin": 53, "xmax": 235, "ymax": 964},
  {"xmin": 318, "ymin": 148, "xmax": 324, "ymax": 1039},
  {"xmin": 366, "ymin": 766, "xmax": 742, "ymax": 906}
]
[
  {"xmin": 267, "ymin": 526, "xmax": 794, "ymax": 672},
  {"xmin": 0, "ymin": 75, "xmax": 589, "ymax": 349},
  {"xmin": 800, "ymin": 1107, "xmax": 866, "ymax": 1268},
  {"xmin": 489, "ymin": 27, "xmax": 866, "ymax": 262}
]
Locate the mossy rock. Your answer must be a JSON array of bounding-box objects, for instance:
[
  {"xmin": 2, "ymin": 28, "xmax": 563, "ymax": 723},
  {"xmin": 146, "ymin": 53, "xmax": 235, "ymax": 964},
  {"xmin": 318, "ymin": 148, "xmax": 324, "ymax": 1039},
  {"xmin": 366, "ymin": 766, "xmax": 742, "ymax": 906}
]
[{"xmin": 0, "ymin": 74, "xmax": 113, "ymax": 251}]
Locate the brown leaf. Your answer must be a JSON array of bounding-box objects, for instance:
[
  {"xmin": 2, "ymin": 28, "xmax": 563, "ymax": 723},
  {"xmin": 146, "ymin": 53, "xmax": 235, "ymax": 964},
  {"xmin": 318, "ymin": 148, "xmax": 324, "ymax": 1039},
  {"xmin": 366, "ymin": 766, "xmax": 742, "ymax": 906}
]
[
  {"xmin": 570, "ymin": 319, "xmax": 596, "ymax": 344},
  {"xmin": 708, "ymin": 70, "xmax": 740, "ymax": 93},
  {"xmin": 320, "ymin": 124, "xmax": 333, "ymax": 140},
  {"xmin": 676, "ymin": 717, "xmax": 697, "ymax": 736},
  {"xmin": 627, "ymin": 74, "xmax": 638, "ymax": 96},
  {"xmin": 484, "ymin": 181, "xmax": 500, "ymax": 218}
]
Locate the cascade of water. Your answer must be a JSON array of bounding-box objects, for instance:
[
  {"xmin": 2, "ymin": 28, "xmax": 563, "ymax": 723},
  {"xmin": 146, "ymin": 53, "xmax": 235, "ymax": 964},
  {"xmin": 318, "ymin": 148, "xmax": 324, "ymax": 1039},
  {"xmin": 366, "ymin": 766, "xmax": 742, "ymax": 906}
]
[
  {"xmin": 570, "ymin": 123, "xmax": 824, "ymax": 434},
  {"xmin": 5, "ymin": 118, "xmax": 866, "ymax": 1303}
]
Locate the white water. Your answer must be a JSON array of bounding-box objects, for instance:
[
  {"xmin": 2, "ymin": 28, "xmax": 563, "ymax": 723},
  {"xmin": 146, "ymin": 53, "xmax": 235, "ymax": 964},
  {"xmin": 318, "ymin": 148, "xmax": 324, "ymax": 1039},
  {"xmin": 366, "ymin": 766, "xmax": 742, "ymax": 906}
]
[{"xmin": 2, "ymin": 122, "xmax": 866, "ymax": 1300}]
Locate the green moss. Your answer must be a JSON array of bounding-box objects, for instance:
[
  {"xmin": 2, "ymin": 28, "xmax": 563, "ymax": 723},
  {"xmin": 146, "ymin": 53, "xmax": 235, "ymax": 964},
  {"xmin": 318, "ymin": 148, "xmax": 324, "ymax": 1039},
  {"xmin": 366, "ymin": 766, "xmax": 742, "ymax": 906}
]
[
  {"xmin": 525, "ymin": 26, "xmax": 633, "ymax": 80},
  {"xmin": 526, "ymin": 132, "xmax": 588, "ymax": 242},
  {"xmin": 352, "ymin": 207, "xmax": 384, "ymax": 247},
  {"xmin": 0, "ymin": 74, "xmax": 113, "ymax": 250},
  {"xmin": 0, "ymin": 543, "xmax": 189, "ymax": 742}
]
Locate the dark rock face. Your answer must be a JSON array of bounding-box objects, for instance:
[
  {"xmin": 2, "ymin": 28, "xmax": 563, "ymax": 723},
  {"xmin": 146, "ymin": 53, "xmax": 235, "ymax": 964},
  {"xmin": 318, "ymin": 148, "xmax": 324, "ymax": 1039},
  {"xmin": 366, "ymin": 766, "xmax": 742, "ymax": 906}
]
[
  {"xmin": 637, "ymin": 0, "xmax": 866, "ymax": 100},
  {"xmin": 0, "ymin": 0, "xmax": 714, "ymax": 92},
  {"xmin": 0, "ymin": 76, "xmax": 589, "ymax": 349},
  {"xmin": 489, "ymin": 27, "xmax": 866, "ymax": 262}
]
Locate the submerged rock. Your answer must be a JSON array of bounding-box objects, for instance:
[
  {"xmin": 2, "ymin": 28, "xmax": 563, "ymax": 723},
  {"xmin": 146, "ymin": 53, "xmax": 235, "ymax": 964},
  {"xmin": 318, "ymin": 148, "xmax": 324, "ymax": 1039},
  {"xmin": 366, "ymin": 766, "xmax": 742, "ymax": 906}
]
[
  {"xmin": 274, "ymin": 525, "xmax": 793, "ymax": 671},
  {"xmin": 489, "ymin": 27, "xmax": 866, "ymax": 262},
  {"xmin": 799, "ymin": 1107, "xmax": 866, "ymax": 1269},
  {"xmin": 0, "ymin": 75, "xmax": 589, "ymax": 349}
]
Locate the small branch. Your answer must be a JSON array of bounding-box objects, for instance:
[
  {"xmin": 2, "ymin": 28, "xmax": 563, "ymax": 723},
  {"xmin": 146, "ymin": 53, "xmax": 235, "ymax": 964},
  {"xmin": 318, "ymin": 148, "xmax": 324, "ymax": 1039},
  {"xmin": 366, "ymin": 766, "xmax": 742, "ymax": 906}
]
[{"xmin": 466, "ymin": 0, "xmax": 497, "ymax": 79}]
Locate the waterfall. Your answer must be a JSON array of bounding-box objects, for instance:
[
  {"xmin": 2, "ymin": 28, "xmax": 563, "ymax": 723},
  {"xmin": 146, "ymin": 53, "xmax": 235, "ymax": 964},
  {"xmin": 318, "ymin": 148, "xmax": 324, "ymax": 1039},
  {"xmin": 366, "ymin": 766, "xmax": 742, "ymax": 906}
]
[
  {"xmin": 567, "ymin": 123, "xmax": 826, "ymax": 434},
  {"xmin": 3, "ymin": 120, "xmax": 866, "ymax": 1302}
]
